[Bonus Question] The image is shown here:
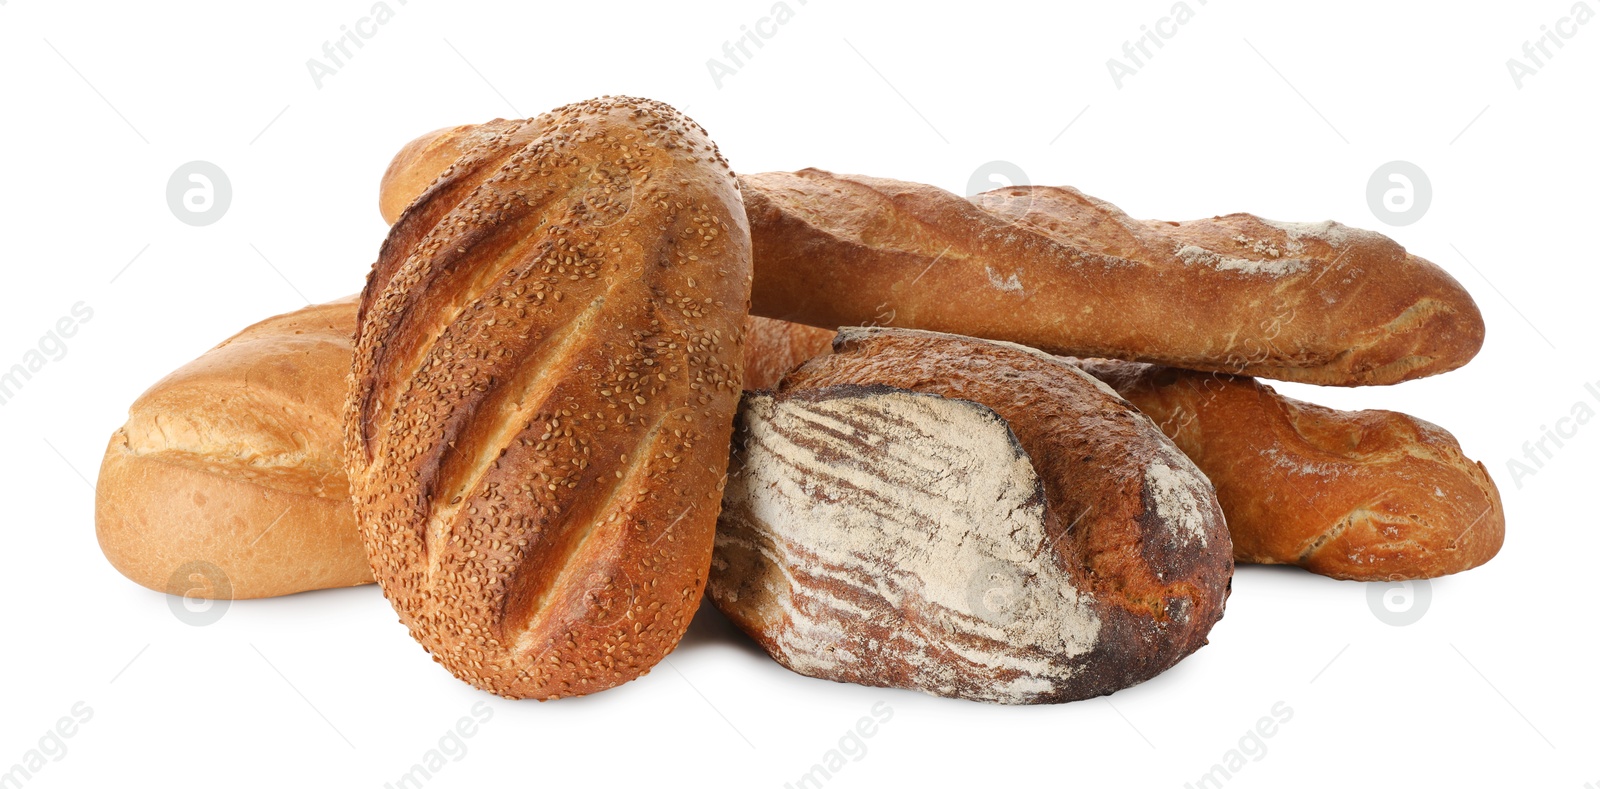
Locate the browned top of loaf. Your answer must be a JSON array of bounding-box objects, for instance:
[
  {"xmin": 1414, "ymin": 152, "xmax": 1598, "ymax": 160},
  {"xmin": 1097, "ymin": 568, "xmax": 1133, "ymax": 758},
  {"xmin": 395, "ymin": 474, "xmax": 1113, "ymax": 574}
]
[
  {"xmin": 1075, "ymin": 359, "xmax": 1505, "ymax": 580},
  {"xmin": 346, "ymin": 96, "xmax": 751, "ymax": 699},
  {"xmin": 117, "ymin": 296, "xmax": 357, "ymax": 498},
  {"xmin": 741, "ymin": 169, "xmax": 1484, "ymax": 386},
  {"xmin": 775, "ymin": 327, "xmax": 1233, "ymax": 699}
]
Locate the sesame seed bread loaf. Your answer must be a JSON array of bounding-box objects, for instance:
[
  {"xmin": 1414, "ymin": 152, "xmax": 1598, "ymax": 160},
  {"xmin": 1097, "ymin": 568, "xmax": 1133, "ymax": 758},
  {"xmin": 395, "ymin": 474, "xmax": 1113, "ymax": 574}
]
[
  {"xmin": 711, "ymin": 327, "xmax": 1233, "ymax": 704},
  {"xmin": 378, "ymin": 126, "xmax": 1486, "ymax": 386},
  {"xmin": 346, "ymin": 97, "xmax": 752, "ymax": 699},
  {"xmin": 96, "ymin": 296, "xmax": 373, "ymax": 600}
]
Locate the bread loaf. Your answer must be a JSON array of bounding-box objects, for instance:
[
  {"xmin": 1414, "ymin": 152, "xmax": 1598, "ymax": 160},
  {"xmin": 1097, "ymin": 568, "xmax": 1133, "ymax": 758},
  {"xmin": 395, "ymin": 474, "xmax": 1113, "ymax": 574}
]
[
  {"xmin": 1070, "ymin": 360, "xmax": 1504, "ymax": 580},
  {"xmin": 96, "ymin": 296, "xmax": 373, "ymax": 600},
  {"xmin": 742, "ymin": 315, "xmax": 1504, "ymax": 580},
  {"xmin": 346, "ymin": 97, "xmax": 752, "ymax": 699},
  {"xmin": 740, "ymin": 316, "xmax": 834, "ymax": 390},
  {"xmin": 743, "ymin": 170, "xmax": 1484, "ymax": 386},
  {"xmin": 378, "ymin": 125, "xmax": 1485, "ymax": 386},
  {"xmin": 712, "ymin": 327, "xmax": 1232, "ymax": 704}
]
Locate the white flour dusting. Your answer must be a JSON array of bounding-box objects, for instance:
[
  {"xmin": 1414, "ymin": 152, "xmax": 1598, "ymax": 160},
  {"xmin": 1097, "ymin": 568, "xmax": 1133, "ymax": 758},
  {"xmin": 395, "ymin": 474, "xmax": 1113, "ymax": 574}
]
[
  {"xmin": 1260, "ymin": 218, "xmax": 1370, "ymax": 249},
  {"xmin": 720, "ymin": 389, "xmax": 1102, "ymax": 704},
  {"xmin": 1174, "ymin": 244, "xmax": 1309, "ymax": 276},
  {"xmin": 984, "ymin": 266, "xmax": 1025, "ymax": 293},
  {"xmin": 1143, "ymin": 458, "xmax": 1210, "ymax": 548}
]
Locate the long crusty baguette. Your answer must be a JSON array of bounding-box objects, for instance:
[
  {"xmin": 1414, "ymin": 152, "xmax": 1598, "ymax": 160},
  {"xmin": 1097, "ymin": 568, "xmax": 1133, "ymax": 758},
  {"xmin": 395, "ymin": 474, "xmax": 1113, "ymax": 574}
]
[
  {"xmin": 380, "ymin": 123, "xmax": 1485, "ymax": 386},
  {"xmin": 96, "ymin": 296, "xmax": 373, "ymax": 599},
  {"xmin": 713, "ymin": 327, "xmax": 1232, "ymax": 703},
  {"xmin": 740, "ymin": 315, "xmax": 1503, "ymax": 580},
  {"xmin": 1070, "ymin": 359, "xmax": 1504, "ymax": 580},
  {"xmin": 346, "ymin": 97, "xmax": 752, "ymax": 699}
]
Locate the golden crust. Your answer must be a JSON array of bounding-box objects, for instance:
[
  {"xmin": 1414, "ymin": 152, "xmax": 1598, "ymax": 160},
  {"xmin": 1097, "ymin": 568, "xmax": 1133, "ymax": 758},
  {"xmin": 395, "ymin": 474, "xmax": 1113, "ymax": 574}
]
[
  {"xmin": 1071, "ymin": 360, "xmax": 1504, "ymax": 580},
  {"xmin": 740, "ymin": 170, "xmax": 1484, "ymax": 386},
  {"xmin": 346, "ymin": 97, "xmax": 752, "ymax": 699},
  {"xmin": 95, "ymin": 296, "xmax": 371, "ymax": 599}
]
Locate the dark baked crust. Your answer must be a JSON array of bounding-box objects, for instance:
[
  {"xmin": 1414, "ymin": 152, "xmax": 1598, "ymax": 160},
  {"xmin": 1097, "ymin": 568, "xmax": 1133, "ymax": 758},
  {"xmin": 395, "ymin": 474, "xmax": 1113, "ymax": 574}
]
[
  {"xmin": 712, "ymin": 327, "xmax": 1233, "ymax": 703},
  {"xmin": 346, "ymin": 97, "xmax": 752, "ymax": 699}
]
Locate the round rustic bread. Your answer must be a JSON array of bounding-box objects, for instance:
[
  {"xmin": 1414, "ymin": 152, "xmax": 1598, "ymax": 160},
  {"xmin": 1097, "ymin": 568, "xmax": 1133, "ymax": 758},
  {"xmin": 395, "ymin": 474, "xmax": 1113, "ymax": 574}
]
[{"xmin": 710, "ymin": 326, "xmax": 1233, "ymax": 704}]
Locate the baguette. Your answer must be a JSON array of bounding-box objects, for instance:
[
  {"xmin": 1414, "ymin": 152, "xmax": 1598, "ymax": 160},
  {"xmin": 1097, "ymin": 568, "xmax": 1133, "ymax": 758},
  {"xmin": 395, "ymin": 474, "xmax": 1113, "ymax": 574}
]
[
  {"xmin": 346, "ymin": 97, "xmax": 752, "ymax": 699},
  {"xmin": 96, "ymin": 296, "xmax": 372, "ymax": 600},
  {"xmin": 743, "ymin": 315, "xmax": 1503, "ymax": 580},
  {"xmin": 1070, "ymin": 359, "xmax": 1504, "ymax": 580},
  {"xmin": 713, "ymin": 327, "xmax": 1232, "ymax": 703},
  {"xmin": 380, "ymin": 124, "xmax": 1485, "ymax": 386}
]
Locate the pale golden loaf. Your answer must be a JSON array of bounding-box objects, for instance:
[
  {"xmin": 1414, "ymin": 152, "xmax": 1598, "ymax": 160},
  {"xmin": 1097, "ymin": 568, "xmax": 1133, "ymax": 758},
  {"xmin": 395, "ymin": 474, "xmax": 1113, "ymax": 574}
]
[{"xmin": 96, "ymin": 296, "xmax": 372, "ymax": 600}]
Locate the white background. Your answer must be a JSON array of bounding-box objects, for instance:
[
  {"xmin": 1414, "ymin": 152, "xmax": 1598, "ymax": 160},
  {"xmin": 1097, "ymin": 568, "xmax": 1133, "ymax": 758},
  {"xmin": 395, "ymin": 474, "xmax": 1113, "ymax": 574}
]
[{"xmin": 1, "ymin": 1, "xmax": 1595, "ymax": 787}]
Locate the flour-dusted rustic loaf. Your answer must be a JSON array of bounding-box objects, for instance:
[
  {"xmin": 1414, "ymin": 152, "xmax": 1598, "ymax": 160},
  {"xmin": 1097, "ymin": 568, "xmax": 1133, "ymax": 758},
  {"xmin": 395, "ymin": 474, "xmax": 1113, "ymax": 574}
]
[
  {"xmin": 379, "ymin": 128, "xmax": 1485, "ymax": 387},
  {"xmin": 740, "ymin": 316, "xmax": 1505, "ymax": 580},
  {"xmin": 346, "ymin": 96, "xmax": 752, "ymax": 699},
  {"xmin": 711, "ymin": 327, "xmax": 1233, "ymax": 704},
  {"xmin": 97, "ymin": 296, "xmax": 373, "ymax": 600},
  {"xmin": 1070, "ymin": 359, "xmax": 1504, "ymax": 580}
]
